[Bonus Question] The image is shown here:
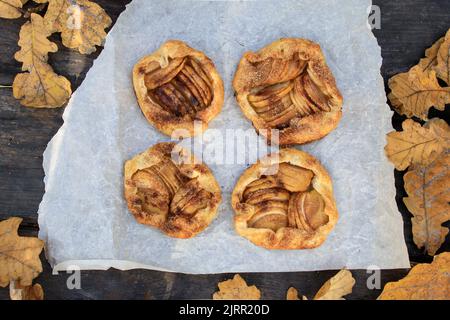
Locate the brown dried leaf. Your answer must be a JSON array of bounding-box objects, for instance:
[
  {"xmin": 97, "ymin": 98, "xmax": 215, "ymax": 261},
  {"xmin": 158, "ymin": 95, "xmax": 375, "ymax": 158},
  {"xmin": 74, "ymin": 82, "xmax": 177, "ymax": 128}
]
[
  {"xmin": 286, "ymin": 287, "xmax": 307, "ymax": 300},
  {"xmin": 13, "ymin": 64, "xmax": 72, "ymax": 108},
  {"xmin": 313, "ymin": 269, "xmax": 355, "ymax": 300},
  {"xmin": 286, "ymin": 270, "xmax": 355, "ymax": 300},
  {"xmin": 435, "ymin": 29, "xmax": 450, "ymax": 85},
  {"xmin": 14, "ymin": 13, "xmax": 58, "ymax": 72},
  {"xmin": 286, "ymin": 287, "xmax": 299, "ymax": 300},
  {"xmin": 388, "ymin": 66, "xmax": 450, "ymax": 120},
  {"xmin": 403, "ymin": 151, "xmax": 450, "ymax": 255},
  {"xmin": 385, "ymin": 118, "xmax": 450, "ymax": 170},
  {"xmin": 12, "ymin": 13, "xmax": 72, "ymax": 108},
  {"xmin": 418, "ymin": 37, "xmax": 444, "ymax": 73},
  {"xmin": 9, "ymin": 280, "xmax": 44, "ymax": 300},
  {"xmin": 378, "ymin": 252, "xmax": 450, "ymax": 300},
  {"xmin": 0, "ymin": 217, "xmax": 44, "ymax": 288},
  {"xmin": 0, "ymin": 0, "xmax": 23, "ymax": 19},
  {"xmin": 36, "ymin": 0, "xmax": 112, "ymax": 54},
  {"xmin": 213, "ymin": 274, "xmax": 261, "ymax": 300}
]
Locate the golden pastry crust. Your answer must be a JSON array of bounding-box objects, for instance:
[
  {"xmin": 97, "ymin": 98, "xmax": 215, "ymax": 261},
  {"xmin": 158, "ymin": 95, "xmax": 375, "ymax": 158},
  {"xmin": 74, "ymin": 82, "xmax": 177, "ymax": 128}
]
[
  {"xmin": 124, "ymin": 142, "xmax": 222, "ymax": 238},
  {"xmin": 231, "ymin": 148, "xmax": 338, "ymax": 249},
  {"xmin": 233, "ymin": 38, "xmax": 343, "ymax": 146},
  {"xmin": 133, "ymin": 40, "xmax": 224, "ymax": 137}
]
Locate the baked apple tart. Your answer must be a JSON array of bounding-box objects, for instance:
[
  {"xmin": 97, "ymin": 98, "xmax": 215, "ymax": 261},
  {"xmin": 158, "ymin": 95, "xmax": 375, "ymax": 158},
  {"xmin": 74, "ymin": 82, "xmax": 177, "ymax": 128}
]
[
  {"xmin": 133, "ymin": 40, "xmax": 224, "ymax": 137},
  {"xmin": 124, "ymin": 142, "xmax": 222, "ymax": 238},
  {"xmin": 233, "ymin": 38, "xmax": 343, "ymax": 145},
  {"xmin": 231, "ymin": 148, "xmax": 338, "ymax": 249}
]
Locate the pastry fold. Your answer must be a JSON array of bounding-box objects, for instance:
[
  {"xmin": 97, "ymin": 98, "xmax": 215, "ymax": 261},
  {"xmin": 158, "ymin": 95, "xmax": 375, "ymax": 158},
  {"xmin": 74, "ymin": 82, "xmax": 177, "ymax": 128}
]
[
  {"xmin": 233, "ymin": 38, "xmax": 343, "ymax": 145},
  {"xmin": 124, "ymin": 142, "xmax": 222, "ymax": 238},
  {"xmin": 133, "ymin": 40, "xmax": 224, "ymax": 137},
  {"xmin": 231, "ymin": 148, "xmax": 338, "ymax": 249}
]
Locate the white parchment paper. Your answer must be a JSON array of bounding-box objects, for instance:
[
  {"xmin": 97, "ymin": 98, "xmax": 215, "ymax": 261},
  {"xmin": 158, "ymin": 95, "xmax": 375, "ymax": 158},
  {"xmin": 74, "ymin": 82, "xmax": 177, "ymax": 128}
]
[{"xmin": 38, "ymin": 0, "xmax": 410, "ymax": 273}]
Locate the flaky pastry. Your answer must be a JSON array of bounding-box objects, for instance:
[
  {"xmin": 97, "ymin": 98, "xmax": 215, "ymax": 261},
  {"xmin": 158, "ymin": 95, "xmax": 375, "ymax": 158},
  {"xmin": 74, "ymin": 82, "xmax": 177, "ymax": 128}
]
[
  {"xmin": 231, "ymin": 148, "xmax": 338, "ymax": 249},
  {"xmin": 233, "ymin": 38, "xmax": 343, "ymax": 145},
  {"xmin": 124, "ymin": 142, "xmax": 222, "ymax": 238},
  {"xmin": 133, "ymin": 40, "xmax": 224, "ymax": 137}
]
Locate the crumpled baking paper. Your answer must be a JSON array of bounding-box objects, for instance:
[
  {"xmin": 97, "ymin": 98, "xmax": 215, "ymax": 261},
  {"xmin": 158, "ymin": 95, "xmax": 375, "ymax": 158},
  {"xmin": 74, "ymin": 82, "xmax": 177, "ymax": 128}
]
[{"xmin": 38, "ymin": 0, "xmax": 410, "ymax": 273}]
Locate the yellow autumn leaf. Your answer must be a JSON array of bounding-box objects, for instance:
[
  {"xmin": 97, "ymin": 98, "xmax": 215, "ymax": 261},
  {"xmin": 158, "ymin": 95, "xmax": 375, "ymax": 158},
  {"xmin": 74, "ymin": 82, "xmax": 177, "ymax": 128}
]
[
  {"xmin": 286, "ymin": 287, "xmax": 307, "ymax": 300},
  {"xmin": 388, "ymin": 66, "xmax": 450, "ymax": 120},
  {"xmin": 403, "ymin": 151, "xmax": 450, "ymax": 256},
  {"xmin": 13, "ymin": 64, "xmax": 72, "ymax": 108},
  {"xmin": 0, "ymin": 0, "xmax": 23, "ymax": 19},
  {"xmin": 287, "ymin": 269, "xmax": 355, "ymax": 300},
  {"xmin": 385, "ymin": 118, "xmax": 450, "ymax": 170},
  {"xmin": 9, "ymin": 280, "xmax": 44, "ymax": 300},
  {"xmin": 378, "ymin": 252, "xmax": 450, "ymax": 300},
  {"xmin": 36, "ymin": 0, "xmax": 112, "ymax": 54},
  {"xmin": 313, "ymin": 269, "xmax": 355, "ymax": 300},
  {"xmin": 0, "ymin": 217, "xmax": 44, "ymax": 288},
  {"xmin": 286, "ymin": 287, "xmax": 300, "ymax": 300},
  {"xmin": 14, "ymin": 14, "xmax": 58, "ymax": 72},
  {"xmin": 213, "ymin": 274, "xmax": 261, "ymax": 300},
  {"xmin": 417, "ymin": 37, "xmax": 444, "ymax": 73},
  {"xmin": 435, "ymin": 28, "xmax": 450, "ymax": 85},
  {"xmin": 12, "ymin": 13, "xmax": 72, "ymax": 108}
]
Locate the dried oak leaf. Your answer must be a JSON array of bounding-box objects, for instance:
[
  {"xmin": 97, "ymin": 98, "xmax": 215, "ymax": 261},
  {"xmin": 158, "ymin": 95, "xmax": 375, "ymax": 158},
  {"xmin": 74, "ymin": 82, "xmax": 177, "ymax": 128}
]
[
  {"xmin": 388, "ymin": 66, "xmax": 450, "ymax": 120},
  {"xmin": 417, "ymin": 37, "xmax": 444, "ymax": 73},
  {"xmin": 0, "ymin": 217, "xmax": 44, "ymax": 288},
  {"xmin": 313, "ymin": 269, "xmax": 355, "ymax": 300},
  {"xmin": 403, "ymin": 151, "xmax": 450, "ymax": 256},
  {"xmin": 286, "ymin": 287, "xmax": 307, "ymax": 300},
  {"xmin": 0, "ymin": 0, "xmax": 23, "ymax": 19},
  {"xmin": 435, "ymin": 28, "xmax": 450, "ymax": 85},
  {"xmin": 378, "ymin": 252, "xmax": 450, "ymax": 300},
  {"xmin": 13, "ymin": 13, "xmax": 72, "ymax": 108},
  {"xmin": 385, "ymin": 118, "xmax": 450, "ymax": 170},
  {"xmin": 36, "ymin": 0, "xmax": 112, "ymax": 54},
  {"xmin": 13, "ymin": 64, "xmax": 72, "ymax": 108},
  {"xmin": 213, "ymin": 274, "xmax": 261, "ymax": 300},
  {"xmin": 286, "ymin": 287, "xmax": 300, "ymax": 300},
  {"xmin": 9, "ymin": 280, "xmax": 44, "ymax": 300},
  {"xmin": 287, "ymin": 269, "xmax": 355, "ymax": 300}
]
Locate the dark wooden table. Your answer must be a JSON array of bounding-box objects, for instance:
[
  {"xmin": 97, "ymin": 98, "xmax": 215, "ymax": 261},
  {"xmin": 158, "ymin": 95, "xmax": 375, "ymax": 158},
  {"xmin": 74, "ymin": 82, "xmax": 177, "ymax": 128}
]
[{"xmin": 0, "ymin": 0, "xmax": 449, "ymax": 300}]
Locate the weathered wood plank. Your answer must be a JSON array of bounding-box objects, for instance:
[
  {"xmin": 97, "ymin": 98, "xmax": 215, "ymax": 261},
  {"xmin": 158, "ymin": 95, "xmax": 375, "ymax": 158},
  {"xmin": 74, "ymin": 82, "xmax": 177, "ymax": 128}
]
[
  {"xmin": 0, "ymin": 0, "xmax": 448, "ymax": 299},
  {"xmin": 0, "ymin": 0, "xmax": 131, "ymax": 222},
  {"xmin": 0, "ymin": 259, "xmax": 409, "ymax": 300}
]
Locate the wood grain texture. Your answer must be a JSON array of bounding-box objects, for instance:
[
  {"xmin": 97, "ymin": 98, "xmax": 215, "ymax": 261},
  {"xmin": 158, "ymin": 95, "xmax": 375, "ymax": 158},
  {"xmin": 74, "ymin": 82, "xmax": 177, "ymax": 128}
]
[
  {"xmin": 371, "ymin": 0, "xmax": 450, "ymax": 265},
  {"xmin": 0, "ymin": 0, "xmax": 449, "ymax": 299}
]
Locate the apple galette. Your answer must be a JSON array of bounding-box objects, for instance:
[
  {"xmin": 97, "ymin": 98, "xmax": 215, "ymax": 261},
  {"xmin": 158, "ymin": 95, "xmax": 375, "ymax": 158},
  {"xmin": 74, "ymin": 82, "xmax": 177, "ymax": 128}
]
[
  {"xmin": 133, "ymin": 40, "xmax": 224, "ymax": 137},
  {"xmin": 231, "ymin": 148, "xmax": 338, "ymax": 249},
  {"xmin": 124, "ymin": 142, "xmax": 222, "ymax": 238},
  {"xmin": 233, "ymin": 38, "xmax": 343, "ymax": 145}
]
